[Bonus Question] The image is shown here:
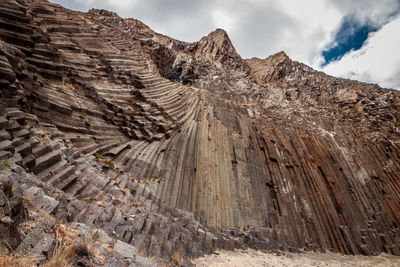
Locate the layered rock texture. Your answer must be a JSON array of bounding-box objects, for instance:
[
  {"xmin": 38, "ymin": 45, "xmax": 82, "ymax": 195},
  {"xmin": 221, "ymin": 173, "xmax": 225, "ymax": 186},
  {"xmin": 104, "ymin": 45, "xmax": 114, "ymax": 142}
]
[{"xmin": 0, "ymin": 0, "xmax": 400, "ymax": 265}]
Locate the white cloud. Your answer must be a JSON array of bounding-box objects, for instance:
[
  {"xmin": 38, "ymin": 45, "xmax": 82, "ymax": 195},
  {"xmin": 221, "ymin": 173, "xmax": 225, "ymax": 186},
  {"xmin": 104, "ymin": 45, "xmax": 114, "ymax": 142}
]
[
  {"xmin": 50, "ymin": 0, "xmax": 400, "ymax": 89},
  {"xmin": 322, "ymin": 16, "xmax": 400, "ymax": 89},
  {"xmin": 211, "ymin": 8, "xmax": 237, "ymax": 33},
  {"xmin": 219, "ymin": 0, "xmax": 297, "ymax": 58},
  {"xmin": 327, "ymin": 0, "xmax": 400, "ymax": 25},
  {"xmin": 274, "ymin": 0, "xmax": 341, "ymax": 63},
  {"xmin": 107, "ymin": 0, "xmax": 139, "ymax": 9},
  {"xmin": 51, "ymin": 0, "xmax": 342, "ymax": 60}
]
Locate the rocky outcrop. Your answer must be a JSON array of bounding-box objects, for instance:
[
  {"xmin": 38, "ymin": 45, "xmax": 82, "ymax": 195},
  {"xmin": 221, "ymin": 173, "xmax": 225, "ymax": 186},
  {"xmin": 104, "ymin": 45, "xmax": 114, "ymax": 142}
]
[
  {"xmin": 0, "ymin": 172, "xmax": 26, "ymax": 250},
  {"xmin": 246, "ymin": 51, "xmax": 292, "ymax": 84},
  {"xmin": 0, "ymin": 0, "xmax": 400, "ymax": 265},
  {"xmin": 193, "ymin": 29, "xmax": 242, "ymax": 65}
]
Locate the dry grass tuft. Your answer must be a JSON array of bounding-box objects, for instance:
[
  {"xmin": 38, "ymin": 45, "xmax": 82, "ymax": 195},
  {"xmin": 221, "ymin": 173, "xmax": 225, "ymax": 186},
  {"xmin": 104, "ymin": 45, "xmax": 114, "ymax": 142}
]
[
  {"xmin": 74, "ymin": 238, "xmax": 96, "ymax": 258},
  {"xmin": 41, "ymin": 239, "xmax": 75, "ymax": 267},
  {"xmin": 0, "ymin": 247, "xmax": 35, "ymax": 267},
  {"xmin": 43, "ymin": 224, "xmax": 104, "ymax": 266},
  {"xmin": 2, "ymin": 160, "xmax": 11, "ymax": 169},
  {"xmin": 94, "ymin": 153, "xmax": 116, "ymax": 170},
  {"xmin": 0, "ymin": 224, "xmax": 104, "ymax": 267},
  {"xmin": 41, "ymin": 223, "xmax": 79, "ymax": 267},
  {"xmin": 0, "ymin": 252, "xmax": 35, "ymax": 267},
  {"xmin": 169, "ymin": 250, "xmax": 183, "ymax": 267},
  {"xmin": 53, "ymin": 223, "xmax": 79, "ymax": 243},
  {"xmin": 151, "ymin": 176, "xmax": 164, "ymax": 183}
]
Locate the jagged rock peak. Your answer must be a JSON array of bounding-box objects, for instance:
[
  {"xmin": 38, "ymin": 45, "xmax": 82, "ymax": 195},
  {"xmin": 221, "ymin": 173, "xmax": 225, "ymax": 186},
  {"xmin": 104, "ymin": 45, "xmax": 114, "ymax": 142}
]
[
  {"xmin": 194, "ymin": 28, "xmax": 242, "ymax": 63},
  {"xmin": 248, "ymin": 51, "xmax": 292, "ymax": 66},
  {"xmin": 246, "ymin": 51, "xmax": 293, "ymax": 84},
  {"xmin": 266, "ymin": 51, "xmax": 291, "ymax": 63},
  {"xmin": 206, "ymin": 28, "xmax": 231, "ymax": 41}
]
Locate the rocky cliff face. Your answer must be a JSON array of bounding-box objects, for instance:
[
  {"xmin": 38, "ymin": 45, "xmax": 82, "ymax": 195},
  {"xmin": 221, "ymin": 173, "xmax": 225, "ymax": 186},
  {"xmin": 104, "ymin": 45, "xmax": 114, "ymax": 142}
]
[{"xmin": 0, "ymin": 0, "xmax": 400, "ymax": 265}]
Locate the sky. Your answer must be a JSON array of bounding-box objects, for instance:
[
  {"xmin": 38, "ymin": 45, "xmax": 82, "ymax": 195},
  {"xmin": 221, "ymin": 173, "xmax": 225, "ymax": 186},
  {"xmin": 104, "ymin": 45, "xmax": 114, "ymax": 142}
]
[{"xmin": 50, "ymin": 0, "xmax": 400, "ymax": 89}]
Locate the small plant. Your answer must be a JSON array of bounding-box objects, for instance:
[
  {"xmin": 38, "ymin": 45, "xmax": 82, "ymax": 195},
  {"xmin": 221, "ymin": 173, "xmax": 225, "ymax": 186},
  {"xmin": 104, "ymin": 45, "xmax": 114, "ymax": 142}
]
[
  {"xmin": 37, "ymin": 74, "xmax": 50, "ymax": 85},
  {"xmin": 129, "ymin": 187, "xmax": 137, "ymax": 195},
  {"xmin": 148, "ymin": 126, "xmax": 158, "ymax": 134},
  {"xmin": 74, "ymin": 238, "xmax": 102, "ymax": 262},
  {"xmin": 104, "ymin": 159, "xmax": 115, "ymax": 169},
  {"xmin": 127, "ymin": 97, "xmax": 138, "ymax": 104},
  {"xmin": 42, "ymin": 239, "xmax": 74, "ymax": 267},
  {"xmin": 152, "ymin": 176, "xmax": 163, "ymax": 183},
  {"xmin": 41, "ymin": 223, "xmax": 103, "ymax": 267},
  {"xmin": 92, "ymin": 231, "xmax": 100, "ymax": 242},
  {"xmin": 132, "ymin": 105, "xmax": 143, "ymax": 115},
  {"xmin": 61, "ymin": 71, "xmax": 69, "ymax": 87},
  {"xmin": 41, "ymin": 224, "xmax": 78, "ymax": 267},
  {"xmin": 21, "ymin": 197, "xmax": 33, "ymax": 207},
  {"xmin": 94, "ymin": 153, "xmax": 116, "ymax": 170},
  {"xmin": 169, "ymin": 251, "xmax": 183, "ymax": 267},
  {"xmin": 141, "ymin": 44, "xmax": 150, "ymax": 52},
  {"xmin": 2, "ymin": 160, "xmax": 11, "ymax": 169}
]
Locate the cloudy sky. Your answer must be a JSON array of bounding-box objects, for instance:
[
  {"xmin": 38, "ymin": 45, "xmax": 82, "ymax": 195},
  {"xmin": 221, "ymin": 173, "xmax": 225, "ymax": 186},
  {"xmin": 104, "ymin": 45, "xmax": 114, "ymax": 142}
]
[{"xmin": 50, "ymin": 0, "xmax": 400, "ymax": 89}]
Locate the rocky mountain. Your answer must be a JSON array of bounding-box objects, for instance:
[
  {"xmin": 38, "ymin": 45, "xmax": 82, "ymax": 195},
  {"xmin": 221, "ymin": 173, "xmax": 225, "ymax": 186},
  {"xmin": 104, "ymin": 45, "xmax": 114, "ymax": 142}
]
[{"xmin": 0, "ymin": 0, "xmax": 400, "ymax": 265}]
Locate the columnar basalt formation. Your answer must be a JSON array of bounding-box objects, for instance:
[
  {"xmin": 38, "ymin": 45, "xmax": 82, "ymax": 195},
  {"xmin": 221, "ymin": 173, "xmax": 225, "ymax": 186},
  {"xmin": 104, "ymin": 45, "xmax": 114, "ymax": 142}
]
[{"xmin": 0, "ymin": 0, "xmax": 400, "ymax": 264}]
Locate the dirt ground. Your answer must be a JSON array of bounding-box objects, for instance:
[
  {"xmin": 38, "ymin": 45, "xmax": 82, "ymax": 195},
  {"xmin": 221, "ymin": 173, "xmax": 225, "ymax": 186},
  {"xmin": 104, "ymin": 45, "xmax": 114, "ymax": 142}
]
[{"xmin": 192, "ymin": 249, "xmax": 400, "ymax": 267}]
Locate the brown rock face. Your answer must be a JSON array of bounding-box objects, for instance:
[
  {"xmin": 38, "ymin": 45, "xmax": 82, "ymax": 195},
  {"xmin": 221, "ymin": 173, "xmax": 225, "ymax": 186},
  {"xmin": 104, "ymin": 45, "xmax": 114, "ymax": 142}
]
[
  {"xmin": 246, "ymin": 51, "xmax": 292, "ymax": 84},
  {"xmin": 0, "ymin": 0, "xmax": 400, "ymax": 262},
  {"xmin": 194, "ymin": 28, "xmax": 242, "ymax": 64}
]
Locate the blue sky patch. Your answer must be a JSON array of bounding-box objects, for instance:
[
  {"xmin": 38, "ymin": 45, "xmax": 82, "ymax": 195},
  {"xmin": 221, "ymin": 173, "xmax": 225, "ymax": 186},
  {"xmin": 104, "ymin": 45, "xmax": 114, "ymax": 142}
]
[{"xmin": 321, "ymin": 16, "xmax": 379, "ymax": 66}]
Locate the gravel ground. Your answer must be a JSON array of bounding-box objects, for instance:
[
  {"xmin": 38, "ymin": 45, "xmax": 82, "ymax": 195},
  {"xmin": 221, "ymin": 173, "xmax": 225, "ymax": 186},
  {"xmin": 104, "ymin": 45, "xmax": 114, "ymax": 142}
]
[{"xmin": 192, "ymin": 249, "xmax": 400, "ymax": 267}]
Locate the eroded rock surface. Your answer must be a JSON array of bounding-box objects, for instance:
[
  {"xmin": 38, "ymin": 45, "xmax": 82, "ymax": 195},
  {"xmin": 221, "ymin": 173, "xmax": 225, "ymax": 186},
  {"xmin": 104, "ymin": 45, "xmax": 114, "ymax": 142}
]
[{"xmin": 0, "ymin": 0, "xmax": 400, "ymax": 265}]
